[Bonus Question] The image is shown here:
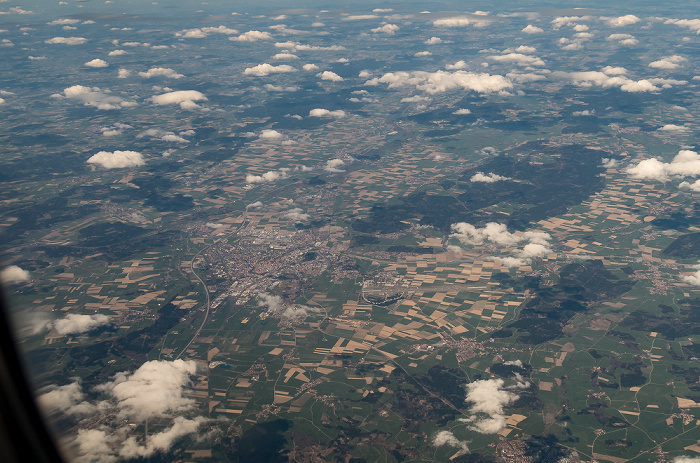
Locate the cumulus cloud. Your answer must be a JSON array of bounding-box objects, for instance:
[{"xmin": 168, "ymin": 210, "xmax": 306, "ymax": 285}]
[
  {"xmin": 683, "ymin": 270, "xmax": 700, "ymax": 286},
  {"xmin": 659, "ymin": 124, "xmax": 689, "ymax": 132},
  {"xmin": 602, "ymin": 14, "xmax": 640, "ymax": 27},
  {"xmin": 273, "ymin": 52, "xmax": 298, "ymax": 60},
  {"xmin": 432, "ymin": 430, "xmax": 469, "ymax": 451},
  {"xmin": 40, "ymin": 359, "xmax": 203, "ymax": 462},
  {"xmin": 602, "ymin": 158, "xmax": 618, "ymax": 168},
  {"xmin": 627, "ymin": 150, "xmax": 700, "ymax": 182},
  {"xmin": 138, "ymin": 67, "xmax": 183, "ymax": 79},
  {"xmin": 551, "ymin": 16, "xmax": 591, "ymax": 29},
  {"xmin": 1, "ymin": 265, "xmax": 30, "ymax": 284},
  {"xmin": 680, "ymin": 179, "xmax": 700, "ymax": 191},
  {"xmin": 649, "ymin": 55, "xmax": 687, "ymax": 70},
  {"xmin": 37, "ymin": 380, "xmax": 95, "ymax": 416},
  {"xmin": 257, "ymin": 292, "xmax": 320, "ymax": 319},
  {"xmin": 522, "ymin": 24, "xmax": 543, "ymax": 33},
  {"xmin": 606, "ymin": 33, "xmax": 639, "ymax": 45},
  {"xmin": 283, "ymin": 208, "xmax": 310, "ymax": 222},
  {"xmin": 425, "ymin": 36, "xmax": 442, "ymax": 44},
  {"xmin": 137, "ymin": 128, "xmax": 191, "ymax": 143},
  {"xmin": 552, "ymin": 70, "xmax": 666, "ymax": 93},
  {"xmin": 87, "ymin": 150, "xmax": 145, "ymax": 169},
  {"xmin": 674, "ymin": 457, "xmax": 700, "ymax": 463},
  {"xmin": 119, "ymin": 416, "xmax": 206, "ymax": 459},
  {"xmin": 259, "ymin": 129, "xmax": 284, "ymax": 140},
  {"xmin": 231, "ymin": 30, "xmax": 272, "ymax": 42},
  {"xmin": 450, "ymin": 222, "xmax": 552, "ymax": 266},
  {"xmin": 309, "ymin": 108, "xmax": 346, "ymax": 118},
  {"xmin": 445, "ymin": 60, "xmax": 467, "ymax": 70},
  {"xmin": 53, "ymin": 314, "xmax": 110, "ymax": 335},
  {"xmin": 96, "ymin": 359, "xmax": 198, "ymax": 421},
  {"xmin": 366, "ymin": 70, "xmax": 512, "ymax": 94},
  {"xmin": 108, "ymin": 49, "xmax": 127, "ymax": 56},
  {"xmin": 45, "ymin": 36, "xmax": 87, "ymax": 45},
  {"xmin": 489, "ymin": 52, "xmax": 544, "ymax": 66},
  {"xmin": 56, "ymin": 85, "xmax": 136, "ymax": 110},
  {"xmin": 470, "ymin": 172, "xmax": 511, "ymax": 183},
  {"xmin": 303, "ymin": 63, "xmax": 319, "ymax": 71},
  {"xmin": 246, "ymin": 169, "xmax": 288, "ymax": 183},
  {"xmin": 85, "ymin": 58, "xmax": 108, "ymax": 68},
  {"xmin": 244, "ymin": 63, "xmax": 296, "ymax": 76},
  {"xmin": 342, "ymin": 14, "xmax": 379, "ymax": 21},
  {"xmin": 175, "ymin": 25, "xmax": 238, "ymax": 38},
  {"xmin": 453, "ymin": 108, "xmax": 471, "ymax": 114},
  {"xmin": 324, "ymin": 158, "xmax": 346, "ymax": 172},
  {"xmin": 151, "ymin": 90, "xmax": 207, "ymax": 109},
  {"xmin": 433, "ymin": 15, "xmax": 491, "ymax": 28},
  {"xmin": 664, "ymin": 18, "xmax": 700, "ymax": 34},
  {"xmin": 246, "ymin": 201, "xmax": 263, "ymax": 209},
  {"xmin": 265, "ymin": 83, "xmax": 299, "ymax": 92},
  {"xmin": 463, "ymin": 379, "xmax": 518, "ymax": 434},
  {"xmin": 318, "ymin": 70, "xmax": 343, "ymax": 81},
  {"xmin": 274, "ymin": 41, "xmax": 346, "ymax": 52},
  {"xmin": 372, "ymin": 24, "xmax": 399, "ymax": 35}
]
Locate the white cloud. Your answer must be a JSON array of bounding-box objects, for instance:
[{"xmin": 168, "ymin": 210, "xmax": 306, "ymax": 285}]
[
  {"xmin": 85, "ymin": 58, "xmax": 108, "ymax": 68},
  {"xmin": 0, "ymin": 265, "xmax": 30, "ymax": 284},
  {"xmin": 54, "ymin": 313, "xmax": 110, "ymax": 335},
  {"xmin": 37, "ymin": 380, "xmax": 95, "ymax": 416},
  {"xmin": 108, "ymin": 49, "xmax": 127, "ymax": 56},
  {"xmin": 425, "ymin": 36, "xmax": 442, "ymax": 44},
  {"xmin": 265, "ymin": 83, "xmax": 299, "ymax": 92},
  {"xmin": 627, "ymin": 150, "xmax": 700, "ymax": 182},
  {"xmin": 58, "ymin": 85, "xmax": 136, "ymax": 110},
  {"xmin": 450, "ymin": 222, "xmax": 552, "ymax": 266},
  {"xmin": 151, "ymin": 90, "xmax": 207, "ymax": 109},
  {"xmin": 649, "ymin": 55, "xmax": 687, "ymax": 70},
  {"xmin": 470, "ymin": 172, "xmax": 511, "ymax": 183},
  {"xmin": 432, "ymin": 430, "xmax": 469, "ymax": 451},
  {"xmin": 552, "ymin": 70, "xmax": 664, "ymax": 93},
  {"xmin": 506, "ymin": 72, "xmax": 547, "ymax": 83},
  {"xmin": 602, "ymin": 158, "xmax": 618, "ymax": 168},
  {"xmin": 522, "ymin": 24, "xmax": 543, "ymax": 33},
  {"xmin": 230, "ymin": 30, "xmax": 272, "ymax": 42},
  {"xmin": 573, "ymin": 109, "xmax": 594, "ymax": 116},
  {"xmin": 259, "ymin": 129, "xmax": 284, "ymax": 140},
  {"xmin": 514, "ymin": 45, "xmax": 536, "ymax": 53},
  {"xmin": 175, "ymin": 25, "xmax": 238, "ymax": 38},
  {"xmin": 414, "ymin": 51, "xmax": 432, "ymax": 57},
  {"xmin": 664, "ymin": 18, "xmax": 700, "ymax": 34},
  {"xmin": 573, "ymin": 24, "xmax": 589, "ymax": 31},
  {"xmin": 244, "ymin": 63, "xmax": 297, "ymax": 76},
  {"xmin": 551, "ymin": 16, "xmax": 591, "ymax": 29},
  {"xmin": 119, "ymin": 416, "xmax": 206, "ymax": 459},
  {"xmin": 117, "ymin": 68, "xmax": 130, "ymax": 78},
  {"xmin": 273, "ymin": 52, "xmax": 298, "ymax": 60},
  {"xmin": 48, "ymin": 18, "xmax": 80, "ymax": 25},
  {"xmin": 138, "ymin": 67, "xmax": 183, "ymax": 78},
  {"xmin": 246, "ymin": 201, "xmax": 263, "ymax": 209},
  {"xmin": 602, "ymin": 14, "xmax": 641, "ymax": 27},
  {"xmin": 489, "ymin": 52, "xmax": 544, "ymax": 66},
  {"xmin": 445, "ymin": 60, "xmax": 467, "ymax": 70},
  {"xmin": 309, "ymin": 108, "xmax": 346, "ymax": 118},
  {"xmin": 303, "ymin": 63, "xmax": 319, "ymax": 71},
  {"xmin": 87, "ymin": 150, "xmax": 145, "ymax": 169},
  {"xmin": 342, "ymin": 15, "xmax": 379, "ymax": 21},
  {"xmin": 324, "ymin": 158, "xmax": 346, "ymax": 172},
  {"xmin": 659, "ymin": 124, "xmax": 689, "ymax": 132},
  {"xmin": 281, "ymin": 208, "xmax": 309, "ymax": 222},
  {"xmin": 674, "ymin": 457, "xmax": 700, "ymax": 463},
  {"xmin": 246, "ymin": 170, "xmax": 287, "ymax": 183},
  {"xmin": 401, "ymin": 95, "xmax": 431, "ymax": 103},
  {"xmin": 433, "ymin": 15, "xmax": 491, "ymax": 28},
  {"xmin": 606, "ymin": 33, "xmax": 639, "ymax": 45},
  {"xmin": 683, "ymin": 270, "xmax": 700, "ymax": 286},
  {"xmin": 45, "ymin": 36, "xmax": 87, "ymax": 45},
  {"xmin": 366, "ymin": 70, "xmax": 512, "ymax": 94},
  {"xmin": 453, "ymin": 108, "xmax": 471, "ymax": 114},
  {"xmin": 372, "ymin": 24, "xmax": 399, "ymax": 35},
  {"xmin": 257, "ymin": 292, "xmax": 319, "ymax": 319},
  {"xmin": 464, "ymin": 379, "xmax": 518, "ymax": 434},
  {"xmin": 318, "ymin": 70, "xmax": 343, "ymax": 81},
  {"xmin": 680, "ymin": 180, "xmax": 700, "ymax": 192}
]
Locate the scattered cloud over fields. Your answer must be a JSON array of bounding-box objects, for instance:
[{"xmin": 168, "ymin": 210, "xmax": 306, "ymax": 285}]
[
  {"xmin": 366, "ymin": 70, "xmax": 512, "ymax": 94},
  {"xmin": 53, "ymin": 314, "xmax": 110, "ymax": 335},
  {"xmin": 87, "ymin": 150, "xmax": 145, "ymax": 169},
  {"xmin": 54, "ymin": 85, "xmax": 136, "ymax": 110},
  {"xmin": 244, "ymin": 63, "xmax": 296, "ymax": 76},
  {"xmin": 627, "ymin": 150, "xmax": 700, "ymax": 182},
  {"xmin": 0, "ymin": 265, "xmax": 30, "ymax": 284},
  {"xmin": 45, "ymin": 36, "xmax": 87, "ymax": 45},
  {"xmin": 151, "ymin": 90, "xmax": 207, "ymax": 109}
]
